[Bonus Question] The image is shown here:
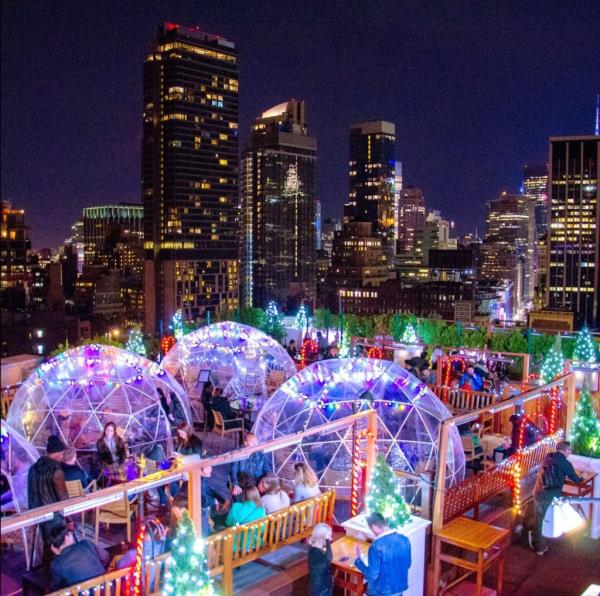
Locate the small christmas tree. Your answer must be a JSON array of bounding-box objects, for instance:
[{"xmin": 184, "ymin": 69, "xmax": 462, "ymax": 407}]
[
  {"xmin": 170, "ymin": 310, "xmax": 185, "ymax": 340},
  {"xmin": 573, "ymin": 326, "xmax": 597, "ymax": 365},
  {"xmin": 294, "ymin": 304, "xmax": 309, "ymax": 332},
  {"xmin": 569, "ymin": 385, "xmax": 600, "ymax": 458},
  {"xmin": 539, "ymin": 335, "xmax": 564, "ymax": 384},
  {"xmin": 365, "ymin": 455, "xmax": 411, "ymax": 529},
  {"xmin": 163, "ymin": 511, "xmax": 215, "ymax": 596},
  {"xmin": 126, "ymin": 326, "xmax": 147, "ymax": 356},
  {"xmin": 401, "ymin": 323, "xmax": 418, "ymax": 345}
]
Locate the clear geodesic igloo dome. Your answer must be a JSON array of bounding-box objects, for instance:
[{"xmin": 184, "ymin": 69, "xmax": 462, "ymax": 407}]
[
  {"xmin": 1, "ymin": 420, "xmax": 39, "ymax": 514},
  {"xmin": 162, "ymin": 322, "xmax": 297, "ymax": 417},
  {"xmin": 253, "ymin": 358, "xmax": 465, "ymax": 499},
  {"xmin": 7, "ymin": 345, "xmax": 190, "ymax": 456}
]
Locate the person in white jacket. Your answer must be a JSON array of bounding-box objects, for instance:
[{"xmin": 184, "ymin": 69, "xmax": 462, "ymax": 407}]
[{"xmin": 260, "ymin": 474, "xmax": 290, "ymax": 513}]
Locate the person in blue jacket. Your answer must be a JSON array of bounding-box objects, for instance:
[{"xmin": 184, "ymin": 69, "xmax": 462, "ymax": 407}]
[
  {"xmin": 354, "ymin": 512, "xmax": 411, "ymax": 596},
  {"xmin": 459, "ymin": 366, "xmax": 484, "ymax": 391},
  {"xmin": 229, "ymin": 433, "xmax": 273, "ymax": 496}
]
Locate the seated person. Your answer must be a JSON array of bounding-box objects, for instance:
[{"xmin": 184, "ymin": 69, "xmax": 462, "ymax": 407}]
[
  {"xmin": 287, "ymin": 340, "xmax": 298, "ymax": 359},
  {"xmin": 174, "ymin": 423, "xmax": 203, "ymax": 456},
  {"xmin": 420, "ymin": 367, "xmax": 433, "ymax": 384},
  {"xmin": 166, "ymin": 493, "xmax": 189, "ymax": 550},
  {"xmin": 199, "ymin": 464, "xmax": 228, "ymax": 535},
  {"xmin": 459, "ymin": 366, "xmax": 484, "ymax": 391},
  {"xmin": 96, "ymin": 422, "xmax": 127, "ymax": 467},
  {"xmin": 47, "ymin": 517, "xmax": 108, "ymax": 590},
  {"xmin": 61, "ymin": 448, "xmax": 92, "ymax": 488},
  {"xmin": 292, "ymin": 462, "xmax": 321, "ymax": 502},
  {"xmin": 157, "ymin": 388, "xmax": 175, "ymax": 425},
  {"xmin": 229, "ymin": 433, "xmax": 273, "ymax": 496},
  {"xmin": 492, "ymin": 436, "xmax": 513, "ymax": 462},
  {"xmin": 259, "ymin": 474, "xmax": 290, "ymax": 514},
  {"xmin": 211, "ymin": 388, "xmax": 252, "ymax": 433},
  {"xmin": 225, "ymin": 486, "xmax": 266, "ymax": 551}
]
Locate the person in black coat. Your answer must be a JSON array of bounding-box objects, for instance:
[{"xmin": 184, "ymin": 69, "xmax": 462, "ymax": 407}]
[
  {"xmin": 174, "ymin": 423, "xmax": 203, "ymax": 456},
  {"xmin": 201, "ymin": 382, "xmax": 215, "ymax": 431},
  {"xmin": 60, "ymin": 448, "xmax": 92, "ymax": 488},
  {"xmin": 307, "ymin": 523, "xmax": 333, "ymax": 596},
  {"xmin": 211, "ymin": 389, "xmax": 252, "ymax": 432}
]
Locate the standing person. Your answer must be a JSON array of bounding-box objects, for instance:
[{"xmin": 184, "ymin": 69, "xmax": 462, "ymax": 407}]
[
  {"xmin": 169, "ymin": 391, "xmax": 187, "ymax": 425},
  {"xmin": 174, "ymin": 423, "xmax": 203, "ymax": 456},
  {"xmin": 96, "ymin": 422, "xmax": 127, "ymax": 467},
  {"xmin": 229, "ymin": 433, "xmax": 273, "ymax": 496},
  {"xmin": 353, "ymin": 512, "xmax": 411, "ymax": 596},
  {"xmin": 287, "ymin": 340, "xmax": 298, "ymax": 359},
  {"xmin": 292, "ymin": 462, "xmax": 321, "ymax": 502},
  {"xmin": 47, "ymin": 518, "xmax": 108, "ymax": 590},
  {"xmin": 157, "ymin": 388, "xmax": 175, "ymax": 425},
  {"xmin": 431, "ymin": 345, "xmax": 444, "ymax": 371},
  {"xmin": 61, "ymin": 448, "xmax": 92, "ymax": 488},
  {"xmin": 316, "ymin": 332, "xmax": 328, "ymax": 357},
  {"xmin": 259, "ymin": 474, "xmax": 290, "ymax": 514},
  {"xmin": 528, "ymin": 441, "xmax": 583, "ymax": 555},
  {"xmin": 199, "ymin": 465, "xmax": 228, "ymax": 536},
  {"xmin": 201, "ymin": 381, "xmax": 215, "ymax": 431},
  {"xmin": 28, "ymin": 435, "xmax": 69, "ymax": 509},
  {"xmin": 307, "ymin": 523, "xmax": 333, "ymax": 596}
]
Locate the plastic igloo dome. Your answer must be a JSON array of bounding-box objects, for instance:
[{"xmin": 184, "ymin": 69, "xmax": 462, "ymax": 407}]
[
  {"xmin": 254, "ymin": 358, "xmax": 465, "ymax": 497},
  {"xmin": 162, "ymin": 322, "xmax": 297, "ymax": 416},
  {"xmin": 1, "ymin": 420, "xmax": 39, "ymax": 513},
  {"xmin": 7, "ymin": 344, "xmax": 190, "ymax": 456}
]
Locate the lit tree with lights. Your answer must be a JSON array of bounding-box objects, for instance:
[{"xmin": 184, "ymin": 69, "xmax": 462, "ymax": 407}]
[
  {"xmin": 573, "ymin": 326, "xmax": 597, "ymax": 365},
  {"xmin": 126, "ymin": 327, "xmax": 147, "ymax": 356},
  {"xmin": 401, "ymin": 323, "xmax": 418, "ymax": 345},
  {"xmin": 265, "ymin": 301, "xmax": 280, "ymax": 331},
  {"xmin": 539, "ymin": 335, "xmax": 564, "ymax": 384},
  {"xmin": 365, "ymin": 455, "xmax": 411, "ymax": 529},
  {"xmin": 294, "ymin": 305, "xmax": 309, "ymax": 332},
  {"xmin": 163, "ymin": 511, "xmax": 215, "ymax": 596},
  {"xmin": 170, "ymin": 310, "xmax": 185, "ymax": 340},
  {"xmin": 569, "ymin": 385, "xmax": 600, "ymax": 458}
]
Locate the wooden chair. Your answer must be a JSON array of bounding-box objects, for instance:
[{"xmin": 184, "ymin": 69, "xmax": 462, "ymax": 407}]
[
  {"xmin": 65, "ymin": 478, "xmax": 96, "ymax": 537},
  {"xmin": 461, "ymin": 435, "xmax": 482, "ymax": 466},
  {"xmin": 213, "ymin": 410, "xmax": 244, "ymax": 446},
  {"xmin": 95, "ymin": 493, "xmax": 137, "ymax": 543},
  {"xmin": 267, "ymin": 370, "xmax": 286, "ymax": 394}
]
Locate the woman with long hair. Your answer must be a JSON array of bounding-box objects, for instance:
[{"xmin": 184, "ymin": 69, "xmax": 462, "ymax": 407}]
[
  {"xmin": 96, "ymin": 422, "xmax": 127, "ymax": 466},
  {"xmin": 225, "ymin": 485, "xmax": 266, "ymax": 551},
  {"xmin": 173, "ymin": 423, "xmax": 203, "ymax": 456},
  {"xmin": 292, "ymin": 462, "xmax": 320, "ymax": 502}
]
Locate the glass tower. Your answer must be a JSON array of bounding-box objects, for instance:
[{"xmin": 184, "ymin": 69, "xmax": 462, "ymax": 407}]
[
  {"xmin": 142, "ymin": 23, "xmax": 239, "ymax": 332},
  {"xmin": 344, "ymin": 121, "xmax": 400, "ymax": 268},
  {"xmin": 523, "ymin": 164, "xmax": 549, "ymax": 238},
  {"xmin": 241, "ymin": 100, "xmax": 317, "ymax": 310},
  {"xmin": 548, "ymin": 136, "xmax": 599, "ymax": 329}
]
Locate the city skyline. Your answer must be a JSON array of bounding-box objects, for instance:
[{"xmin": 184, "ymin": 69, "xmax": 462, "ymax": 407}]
[{"xmin": 2, "ymin": 1, "xmax": 598, "ymax": 248}]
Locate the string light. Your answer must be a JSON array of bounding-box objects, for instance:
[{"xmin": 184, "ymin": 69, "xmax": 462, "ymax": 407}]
[
  {"xmin": 569, "ymin": 384, "xmax": 600, "ymax": 458},
  {"xmin": 573, "ymin": 326, "xmax": 598, "ymax": 365}
]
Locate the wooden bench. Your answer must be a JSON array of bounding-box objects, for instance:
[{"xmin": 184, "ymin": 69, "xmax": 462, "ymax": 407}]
[{"xmin": 46, "ymin": 490, "xmax": 336, "ymax": 596}]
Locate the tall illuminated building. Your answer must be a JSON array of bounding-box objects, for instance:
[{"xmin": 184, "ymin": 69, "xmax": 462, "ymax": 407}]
[
  {"xmin": 523, "ymin": 164, "xmax": 549, "ymax": 238},
  {"xmin": 397, "ymin": 186, "xmax": 426, "ymax": 255},
  {"xmin": 344, "ymin": 120, "xmax": 401, "ymax": 267},
  {"xmin": 548, "ymin": 136, "xmax": 599, "ymax": 328},
  {"xmin": 241, "ymin": 100, "xmax": 317, "ymax": 309},
  {"xmin": 481, "ymin": 192, "xmax": 535, "ymax": 310},
  {"xmin": 143, "ymin": 23, "xmax": 239, "ymax": 332}
]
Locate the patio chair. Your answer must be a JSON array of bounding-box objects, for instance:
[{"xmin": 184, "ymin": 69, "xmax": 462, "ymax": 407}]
[
  {"xmin": 95, "ymin": 493, "xmax": 137, "ymax": 543},
  {"xmin": 213, "ymin": 410, "xmax": 244, "ymax": 446},
  {"xmin": 65, "ymin": 478, "xmax": 97, "ymax": 537}
]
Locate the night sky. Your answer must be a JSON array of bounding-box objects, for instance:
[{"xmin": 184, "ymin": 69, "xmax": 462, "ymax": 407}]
[{"xmin": 2, "ymin": 1, "xmax": 599, "ymax": 249}]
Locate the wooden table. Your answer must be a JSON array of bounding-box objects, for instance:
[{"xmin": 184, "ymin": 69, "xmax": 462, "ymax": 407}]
[
  {"xmin": 564, "ymin": 470, "xmax": 597, "ymax": 523},
  {"xmin": 331, "ymin": 536, "xmax": 369, "ymax": 596},
  {"xmin": 432, "ymin": 516, "xmax": 510, "ymax": 596}
]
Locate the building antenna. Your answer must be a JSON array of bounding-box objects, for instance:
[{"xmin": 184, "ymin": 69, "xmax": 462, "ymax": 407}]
[{"xmin": 596, "ymin": 93, "xmax": 599, "ymax": 136}]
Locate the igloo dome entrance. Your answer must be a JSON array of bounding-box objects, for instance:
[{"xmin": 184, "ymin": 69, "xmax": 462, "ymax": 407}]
[{"xmin": 253, "ymin": 358, "xmax": 465, "ymax": 500}]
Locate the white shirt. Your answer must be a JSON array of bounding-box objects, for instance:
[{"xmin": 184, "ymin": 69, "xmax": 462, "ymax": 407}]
[
  {"xmin": 292, "ymin": 483, "xmax": 321, "ymax": 503},
  {"xmin": 261, "ymin": 490, "xmax": 291, "ymax": 514}
]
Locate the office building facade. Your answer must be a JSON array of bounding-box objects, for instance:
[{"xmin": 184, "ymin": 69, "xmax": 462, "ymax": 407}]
[
  {"xmin": 397, "ymin": 186, "xmax": 426, "ymax": 255},
  {"xmin": 344, "ymin": 120, "xmax": 401, "ymax": 267},
  {"xmin": 143, "ymin": 23, "xmax": 239, "ymax": 332},
  {"xmin": 1, "ymin": 201, "xmax": 31, "ymax": 311},
  {"xmin": 523, "ymin": 164, "xmax": 549, "ymax": 238},
  {"xmin": 241, "ymin": 100, "xmax": 317, "ymax": 309},
  {"xmin": 548, "ymin": 136, "xmax": 599, "ymax": 329}
]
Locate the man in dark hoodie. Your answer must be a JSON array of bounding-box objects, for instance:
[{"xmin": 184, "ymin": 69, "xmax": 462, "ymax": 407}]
[
  {"xmin": 528, "ymin": 440, "xmax": 583, "ymax": 554},
  {"xmin": 28, "ymin": 435, "xmax": 69, "ymax": 509}
]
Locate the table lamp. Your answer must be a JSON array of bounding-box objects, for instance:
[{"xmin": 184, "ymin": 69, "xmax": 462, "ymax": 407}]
[{"xmin": 542, "ymin": 497, "xmax": 600, "ymax": 538}]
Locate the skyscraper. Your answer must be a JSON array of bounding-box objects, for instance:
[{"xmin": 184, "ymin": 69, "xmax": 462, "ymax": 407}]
[
  {"xmin": 397, "ymin": 186, "xmax": 426, "ymax": 255},
  {"xmin": 344, "ymin": 121, "xmax": 401, "ymax": 267},
  {"xmin": 523, "ymin": 164, "xmax": 549, "ymax": 238},
  {"xmin": 548, "ymin": 136, "xmax": 599, "ymax": 328},
  {"xmin": 241, "ymin": 100, "xmax": 317, "ymax": 309},
  {"xmin": 482, "ymin": 192, "xmax": 535, "ymax": 310},
  {"xmin": 143, "ymin": 23, "xmax": 239, "ymax": 333}
]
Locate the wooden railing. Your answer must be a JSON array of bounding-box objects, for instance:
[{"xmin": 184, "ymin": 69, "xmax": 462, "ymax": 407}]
[
  {"xmin": 47, "ymin": 490, "xmax": 335, "ymax": 596},
  {"xmin": 442, "ymin": 431, "xmax": 562, "ymax": 525},
  {"xmin": 428, "ymin": 385, "xmax": 501, "ymax": 412}
]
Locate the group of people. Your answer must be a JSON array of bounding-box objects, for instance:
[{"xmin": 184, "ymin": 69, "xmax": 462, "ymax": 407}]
[
  {"xmin": 200, "ymin": 381, "xmax": 253, "ymax": 433},
  {"xmin": 285, "ymin": 331, "xmax": 341, "ymax": 363}
]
